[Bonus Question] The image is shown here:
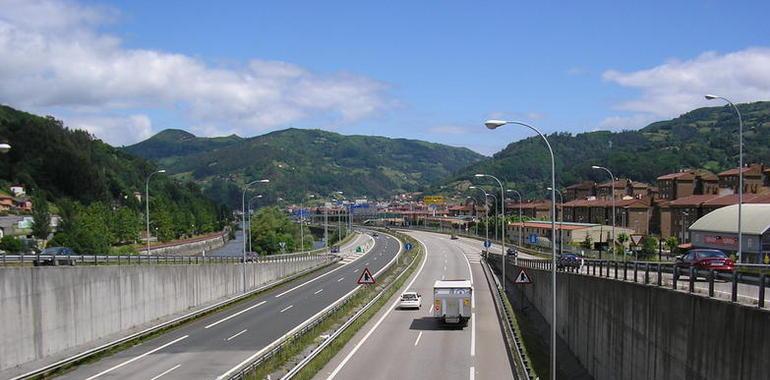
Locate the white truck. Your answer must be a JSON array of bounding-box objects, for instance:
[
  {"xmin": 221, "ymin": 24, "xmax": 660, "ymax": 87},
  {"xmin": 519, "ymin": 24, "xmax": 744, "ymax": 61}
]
[{"xmin": 432, "ymin": 280, "xmax": 473, "ymax": 325}]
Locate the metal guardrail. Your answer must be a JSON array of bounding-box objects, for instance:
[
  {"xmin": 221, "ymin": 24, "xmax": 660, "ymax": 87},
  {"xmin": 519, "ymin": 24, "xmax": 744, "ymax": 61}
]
[
  {"xmin": 510, "ymin": 256, "xmax": 770, "ymax": 309},
  {"xmin": 226, "ymin": 229, "xmax": 403, "ymax": 380},
  {"xmin": 480, "ymin": 253, "xmax": 533, "ymax": 380}
]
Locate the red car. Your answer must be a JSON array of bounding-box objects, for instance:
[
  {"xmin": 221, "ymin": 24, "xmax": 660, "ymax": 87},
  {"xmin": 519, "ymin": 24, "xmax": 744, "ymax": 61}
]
[{"xmin": 676, "ymin": 249, "xmax": 735, "ymax": 272}]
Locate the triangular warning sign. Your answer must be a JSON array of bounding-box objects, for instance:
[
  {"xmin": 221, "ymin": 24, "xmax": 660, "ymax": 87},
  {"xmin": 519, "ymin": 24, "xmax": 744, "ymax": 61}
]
[
  {"xmin": 630, "ymin": 234, "xmax": 644, "ymax": 246},
  {"xmin": 357, "ymin": 267, "xmax": 376, "ymax": 285},
  {"xmin": 514, "ymin": 269, "xmax": 532, "ymax": 284}
]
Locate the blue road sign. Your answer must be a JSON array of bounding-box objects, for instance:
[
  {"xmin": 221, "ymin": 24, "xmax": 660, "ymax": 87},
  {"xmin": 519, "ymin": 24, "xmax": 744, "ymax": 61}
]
[
  {"xmin": 483, "ymin": 240, "xmax": 492, "ymax": 248},
  {"xmin": 528, "ymin": 234, "xmax": 539, "ymax": 244},
  {"xmin": 405, "ymin": 242, "xmax": 413, "ymax": 251}
]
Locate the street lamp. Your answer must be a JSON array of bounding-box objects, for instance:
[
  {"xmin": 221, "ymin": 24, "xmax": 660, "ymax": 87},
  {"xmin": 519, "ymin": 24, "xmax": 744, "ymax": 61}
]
[
  {"xmin": 506, "ymin": 189, "xmax": 524, "ymax": 256},
  {"xmin": 145, "ymin": 169, "xmax": 166, "ymax": 255},
  {"xmin": 705, "ymin": 94, "xmax": 744, "ymax": 262},
  {"xmin": 547, "ymin": 187, "xmax": 564, "ymax": 256},
  {"xmin": 474, "ymin": 173, "xmax": 507, "ymax": 292},
  {"xmin": 485, "ymin": 119, "xmax": 557, "ymax": 379},
  {"xmin": 247, "ymin": 194, "xmax": 263, "ymax": 253},
  {"xmin": 592, "ymin": 165, "xmax": 616, "ymax": 261},
  {"xmin": 469, "ymin": 186, "xmax": 490, "ymax": 246},
  {"xmin": 242, "ymin": 179, "xmax": 269, "ymax": 293},
  {"xmin": 0, "ymin": 143, "xmax": 10, "ymax": 153}
]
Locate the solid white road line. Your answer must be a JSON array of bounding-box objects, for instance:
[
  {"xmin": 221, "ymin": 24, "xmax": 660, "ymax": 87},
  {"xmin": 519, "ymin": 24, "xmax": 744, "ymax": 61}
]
[
  {"xmin": 226, "ymin": 329, "xmax": 248, "ymax": 341},
  {"xmin": 280, "ymin": 305, "xmax": 294, "ymax": 313},
  {"xmin": 471, "ymin": 313, "xmax": 476, "ymax": 357},
  {"xmin": 149, "ymin": 364, "xmax": 181, "ymax": 380},
  {"xmin": 327, "ymin": 237, "xmax": 428, "ymax": 380},
  {"xmin": 275, "ymin": 236, "xmax": 377, "ymax": 299},
  {"xmin": 204, "ymin": 301, "xmax": 266, "ymax": 329},
  {"xmin": 470, "ymin": 366, "xmax": 475, "ymax": 380},
  {"xmin": 458, "ymin": 245, "xmax": 475, "ymax": 309},
  {"xmin": 337, "ymin": 277, "xmax": 344, "ymax": 282},
  {"xmin": 314, "ymin": 289, "xmax": 324, "ymax": 295},
  {"xmin": 414, "ymin": 331, "xmax": 423, "ymax": 347},
  {"xmin": 84, "ymin": 335, "xmax": 189, "ymax": 380}
]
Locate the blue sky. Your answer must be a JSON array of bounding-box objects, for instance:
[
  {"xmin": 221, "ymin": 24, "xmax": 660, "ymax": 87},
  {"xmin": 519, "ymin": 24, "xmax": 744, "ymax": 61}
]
[{"xmin": 2, "ymin": 0, "xmax": 770, "ymax": 154}]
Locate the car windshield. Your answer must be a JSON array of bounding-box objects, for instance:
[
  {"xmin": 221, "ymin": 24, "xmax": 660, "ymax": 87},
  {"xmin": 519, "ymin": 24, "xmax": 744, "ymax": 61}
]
[
  {"xmin": 696, "ymin": 251, "xmax": 727, "ymax": 259},
  {"xmin": 402, "ymin": 294, "xmax": 417, "ymax": 300},
  {"xmin": 42, "ymin": 247, "xmax": 63, "ymax": 254}
]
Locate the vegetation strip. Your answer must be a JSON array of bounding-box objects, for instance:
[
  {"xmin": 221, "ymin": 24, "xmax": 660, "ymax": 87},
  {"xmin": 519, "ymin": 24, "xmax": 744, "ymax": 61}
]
[
  {"xmin": 237, "ymin": 230, "xmax": 422, "ymax": 380},
  {"xmin": 15, "ymin": 253, "xmax": 340, "ymax": 380}
]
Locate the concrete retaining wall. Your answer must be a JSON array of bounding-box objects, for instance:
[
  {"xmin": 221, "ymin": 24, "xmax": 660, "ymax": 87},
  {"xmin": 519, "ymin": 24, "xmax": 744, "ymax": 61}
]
[
  {"xmin": 508, "ymin": 266, "xmax": 770, "ymax": 380},
  {"xmin": 0, "ymin": 255, "xmax": 331, "ymax": 371},
  {"xmin": 148, "ymin": 233, "xmax": 228, "ymax": 256}
]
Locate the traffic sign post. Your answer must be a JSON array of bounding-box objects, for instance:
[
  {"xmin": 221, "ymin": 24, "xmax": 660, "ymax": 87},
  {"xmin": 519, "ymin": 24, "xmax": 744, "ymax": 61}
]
[
  {"xmin": 514, "ymin": 269, "xmax": 532, "ymax": 284},
  {"xmin": 630, "ymin": 234, "xmax": 644, "ymax": 246},
  {"xmin": 404, "ymin": 242, "xmax": 413, "ymax": 251},
  {"xmin": 484, "ymin": 240, "xmax": 492, "ymax": 248},
  {"xmin": 357, "ymin": 267, "xmax": 375, "ymax": 285},
  {"xmin": 528, "ymin": 234, "xmax": 539, "ymax": 245}
]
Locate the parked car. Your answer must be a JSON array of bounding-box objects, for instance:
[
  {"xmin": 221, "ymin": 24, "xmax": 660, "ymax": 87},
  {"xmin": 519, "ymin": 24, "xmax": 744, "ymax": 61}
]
[
  {"xmin": 676, "ymin": 249, "xmax": 735, "ymax": 272},
  {"xmin": 398, "ymin": 291, "xmax": 422, "ymax": 309},
  {"xmin": 372, "ymin": 232, "xmax": 379, "ymax": 237},
  {"xmin": 330, "ymin": 245, "xmax": 340, "ymax": 253},
  {"xmin": 506, "ymin": 247, "xmax": 517, "ymax": 257},
  {"xmin": 35, "ymin": 247, "xmax": 77, "ymax": 266},
  {"xmin": 556, "ymin": 253, "xmax": 581, "ymax": 269}
]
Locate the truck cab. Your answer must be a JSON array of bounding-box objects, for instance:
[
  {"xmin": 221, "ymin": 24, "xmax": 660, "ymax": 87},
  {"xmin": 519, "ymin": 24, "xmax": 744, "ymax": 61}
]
[{"xmin": 432, "ymin": 280, "xmax": 472, "ymax": 325}]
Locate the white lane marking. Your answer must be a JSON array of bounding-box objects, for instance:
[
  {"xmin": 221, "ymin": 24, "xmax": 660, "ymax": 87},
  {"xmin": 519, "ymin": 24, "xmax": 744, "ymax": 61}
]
[
  {"xmin": 443, "ymin": 265, "xmax": 446, "ymax": 271},
  {"xmin": 327, "ymin": 237, "xmax": 428, "ymax": 379},
  {"xmin": 275, "ymin": 236, "xmax": 377, "ymax": 299},
  {"xmin": 84, "ymin": 335, "xmax": 189, "ymax": 380},
  {"xmin": 365, "ymin": 262, "xmax": 369, "ymax": 266},
  {"xmin": 280, "ymin": 305, "xmax": 294, "ymax": 313},
  {"xmin": 337, "ymin": 277, "xmax": 344, "ymax": 282},
  {"xmin": 149, "ymin": 364, "xmax": 181, "ymax": 380},
  {"xmin": 204, "ymin": 301, "xmax": 266, "ymax": 329},
  {"xmin": 414, "ymin": 331, "xmax": 423, "ymax": 346},
  {"xmin": 471, "ymin": 313, "xmax": 476, "ymax": 357},
  {"xmin": 314, "ymin": 289, "xmax": 324, "ymax": 295},
  {"xmin": 226, "ymin": 329, "xmax": 248, "ymax": 341},
  {"xmin": 218, "ymin": 234, "xmax": 403, "ymax": 380},
  {"xmin": 470, "ymin": 366, "xmax": 475, "ymax": 380},
  {"xmin": 458, "ymin": 245, "xmax": 475, "ymax": 309}
]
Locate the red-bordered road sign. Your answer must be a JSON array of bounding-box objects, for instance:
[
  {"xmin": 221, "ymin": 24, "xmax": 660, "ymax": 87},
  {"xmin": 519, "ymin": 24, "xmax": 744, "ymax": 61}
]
[{"xmin": 357, "ymin": 267, "xmax": 375, "ymax": 285}]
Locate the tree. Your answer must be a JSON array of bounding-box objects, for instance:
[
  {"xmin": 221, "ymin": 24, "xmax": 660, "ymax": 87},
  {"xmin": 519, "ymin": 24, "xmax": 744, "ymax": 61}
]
[
  {"xmin": 249, "ymin": 206, "xmax": 301, "ymax": 255},
  {"xmin": 111, "ymin": 207, "xmax": 141, "ymax": 244},
  {"xmin": 581, "ymin": 235, "xmax": 593, "ymax": 249},
  {"xmin": 616, "ymin": 233, "xmax": 629, "ymax": 255},
  {"xmin": 0, "ymin": 235, "xmax": 22, "ymax": 253},
  {"xmin": 641, "ymin": 236, "xmax": 658, "ymax": 258},
  {"xmin": 665, "ymin": 236, "xmax": 679, "ymax": 256},
  {"xmin": 31, "ymin": 196, "xmax": 51, "ymax": 239}
]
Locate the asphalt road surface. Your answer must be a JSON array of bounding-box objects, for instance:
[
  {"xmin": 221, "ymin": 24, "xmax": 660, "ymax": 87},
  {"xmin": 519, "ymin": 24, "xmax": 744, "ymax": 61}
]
[
  {"xmin": 57, "ymin": 232, "xmax": 400, "ymax": 380},
  {"xmin": 316, "ymin": 230, "xmax": 515, "ymax": 380}
]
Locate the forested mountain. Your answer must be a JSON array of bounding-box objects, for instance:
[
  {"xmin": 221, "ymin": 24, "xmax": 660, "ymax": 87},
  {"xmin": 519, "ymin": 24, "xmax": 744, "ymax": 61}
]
[
  {"xmin": 441, "ymin": 101, "xmax": 770, "ymax": 198},
  {"xmin": 0, "ymin": 105, "xmax": 228, "ymax": 253},
  {"xmin": 125, "ymin": 128, "xmax": 485, "ymax": 206}
]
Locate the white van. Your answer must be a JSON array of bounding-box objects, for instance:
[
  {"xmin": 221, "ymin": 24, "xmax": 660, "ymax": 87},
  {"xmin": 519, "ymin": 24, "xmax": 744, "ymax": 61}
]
[{"xmin": 432, "ymin": 280, "xmax": 472, "ymax": 325}]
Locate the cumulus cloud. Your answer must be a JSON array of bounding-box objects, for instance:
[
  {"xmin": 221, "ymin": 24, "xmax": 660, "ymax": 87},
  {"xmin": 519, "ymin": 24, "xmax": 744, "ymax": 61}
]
[
  {"xmin": 603, "ymin": 48, "xmax": 770, "ymax": 117},
  {"xmin": 68, "ymin": 114, "xmax": 154, "ymax": 146},
  {"xmin": 0, "ymin": 0, "xmax": 389, "ymax": 141}
]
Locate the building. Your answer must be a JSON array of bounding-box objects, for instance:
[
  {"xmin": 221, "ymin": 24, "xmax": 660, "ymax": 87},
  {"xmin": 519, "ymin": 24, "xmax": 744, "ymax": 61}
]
[
  {"xmin": 507, "ymin": 220, "xmax": 635, "ymax": 249},
  {"xmin": 565, "ymin": 181, "xmax": 595, "ymax": 202},
  {"xmin": 717, "ymin": 164, "xmax": 766, "ymax": 195},
  {"xmin": 656, "ymin": 170, "xmax": 718, "ymax": 200},
  {"xmin": 9, "ymin": 185, "xmax": 25, "ymax": 197},
  {"xmin": 659, "ymin": 193, "xmax": 770, "ymax": 241},
  {"xmin": 689, "ymin": 204, "xmax": 770, "ymax": 263},
  {"xmin": 562, "ymin": 198, "xmax": 652, "ymax": 235}
]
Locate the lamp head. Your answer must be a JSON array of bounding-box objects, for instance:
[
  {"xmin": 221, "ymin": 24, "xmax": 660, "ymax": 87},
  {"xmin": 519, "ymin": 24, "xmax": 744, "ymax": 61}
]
[
  {"xmin": 469, "ymin": 186, "xmax": 477, "ymax": 189},
  {"xmin": 157, "ymin": 169, "xmax": 167, "ymax": 173},
  {"xmin": 591, "ymin": 165, "xmax": 601, "ymax": 169},
  {"xmin": 259, "ymin": 179, "xmax": 270, "ymax": 183},
  {"xmin": 484, "ymin": 119, "xmax": 507, "ymax": 129},
  {"xmin": 474, "ymin": 174, "xmax": 484, "ymax": 178},
  {"xmin": 704, "ymin": 94, "xmax": 719, "ymax": 100},
  {"xmin": 0, "ymin": 143, "xmax": 11, "ymax": 153}
]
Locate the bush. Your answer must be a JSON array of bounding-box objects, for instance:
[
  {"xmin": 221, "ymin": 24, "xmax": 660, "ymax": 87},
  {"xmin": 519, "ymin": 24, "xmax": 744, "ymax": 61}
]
[{"xmin": 0, "ymin": 235, "xmax": 23, "ymax": 253}]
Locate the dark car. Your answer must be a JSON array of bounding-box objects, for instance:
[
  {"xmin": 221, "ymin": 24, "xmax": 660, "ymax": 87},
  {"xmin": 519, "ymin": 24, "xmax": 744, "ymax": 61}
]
[
  {"xmin": 330, "ymin": 245, "xmax": 340, "ymax": 253},
  {"xmin": 676, "ymin": 249, "xmax": 735, "ymax": 272},
  {"xmin": 556, "ymin": 253, "xmax": 581, "ymax": 269},
  {"xmin": 36, "ymin": 247, "xmax": 77, "ymax": 266}
]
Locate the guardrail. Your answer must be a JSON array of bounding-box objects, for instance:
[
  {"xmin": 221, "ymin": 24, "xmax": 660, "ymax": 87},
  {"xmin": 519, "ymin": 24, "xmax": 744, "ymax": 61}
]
[
  {"xmin": 225, "ymin": 229, "xmax": 403, "ymax": 380},
  {"xmin": 509, "ymin": 256, "xmax": 770, "ymax": 309}
]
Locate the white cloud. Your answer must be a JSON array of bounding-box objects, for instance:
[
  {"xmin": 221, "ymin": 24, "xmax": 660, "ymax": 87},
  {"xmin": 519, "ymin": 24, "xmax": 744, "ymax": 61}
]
[
  {"xmin": 603, "ymin": 48, "xmax": 770, "ymax": 117},
  {"xmin": 0, "ymin": 0, "xmax": 389, "ymax": 141},
  {"xmin": 68, "ymin": 114, "xmax": 154, "ymax": 146}
]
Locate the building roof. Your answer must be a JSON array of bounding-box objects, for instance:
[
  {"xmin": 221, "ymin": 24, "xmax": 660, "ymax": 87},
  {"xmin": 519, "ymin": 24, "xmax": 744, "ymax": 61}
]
[
  {"xmin": 689, "ymin": 204, "xmax": 770, "ymax": 235},
  {"xmin": 668, "ymin": 194, "xmax": 721, "ymax": 207},
  {"xmin": 565, "ymin": 181, "xmax": 594, "ymax": 190},
  {"xmin": 657, "ymin": 171, "xmax": 695, "ymax": 181},
  {"xmin": 718, "ymin": 164, "xmax": 764, "ymax": 177},
  {"xmin": 563, "ymin": 198, "xmax": 650, "ymax": 208},
  {"xmin": 597, "ymin": 179, "xmax": 627, "ymax": 189}
]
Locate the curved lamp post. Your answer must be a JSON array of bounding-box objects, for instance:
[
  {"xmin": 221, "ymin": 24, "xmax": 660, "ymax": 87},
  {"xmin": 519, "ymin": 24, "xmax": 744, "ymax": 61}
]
[
  {"xmin": 469, "ymin": 186, "xmax": 490, "ymax": 246},
  {"xmin": 706, "ymin": 94, "xmax": 744, "ymax": 262},
  {"xmin": 242, "ymin": 179, "xmax": 269, "ymax": 293},
  {"xmin": 592, "ymin": 165, "xmax": 616, "ymax": 261},
  {"xmin": 485, "ymin": 119, "xmax": 557, "ymax": 379},
  {"xmin": 475, "ymin": 174, "xmax": 507, "ymax": 291},
  {"xmin": 507, "ymin": 188, "xmax": 524, "ymax": 261},
  {"xmin": 145, "ymin": 169, "xmax": 166, "ymax": 255}
]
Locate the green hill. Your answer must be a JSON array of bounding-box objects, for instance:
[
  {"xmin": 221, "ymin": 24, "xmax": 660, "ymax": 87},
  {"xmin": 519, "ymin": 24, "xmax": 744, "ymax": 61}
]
[
  {"xmin": 124, "ymin": 128, "xmax": 485, "ymax": 206},
  {"xmin": 443, "ymin": 101, "xmax": 770, "ymax": 198}
]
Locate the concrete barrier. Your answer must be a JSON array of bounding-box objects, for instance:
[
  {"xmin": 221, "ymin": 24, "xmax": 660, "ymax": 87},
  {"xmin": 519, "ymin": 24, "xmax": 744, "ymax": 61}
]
[
  {"xmin": 0, "ymin": 257, "xmax": 331, "ymax": 371},
  {"xmin": 498, "ymin": 264, "xmax": 770, "ymax": 380}
]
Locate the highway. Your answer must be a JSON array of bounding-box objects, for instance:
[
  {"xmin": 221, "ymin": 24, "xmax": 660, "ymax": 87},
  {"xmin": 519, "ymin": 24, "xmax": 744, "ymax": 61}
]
[
  {"xmin": 316, "ymin": 230, "xmax": 515, "ymax": 380},
  {"xmin": 56, "ymin": 232, "xmax": 400, "ymax": 380}
]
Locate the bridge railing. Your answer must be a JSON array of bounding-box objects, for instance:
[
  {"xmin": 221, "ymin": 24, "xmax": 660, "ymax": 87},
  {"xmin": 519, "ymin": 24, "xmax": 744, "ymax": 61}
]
[{"xmin": 499, "ymin": 255, "xmax": 770, "ymax": 309}]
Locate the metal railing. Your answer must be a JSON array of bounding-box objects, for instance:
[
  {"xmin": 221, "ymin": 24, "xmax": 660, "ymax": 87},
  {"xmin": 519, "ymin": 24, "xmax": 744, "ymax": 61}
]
[{"xmin": 508, "ymin": 255, "xmax": 770, "ymax": 309}]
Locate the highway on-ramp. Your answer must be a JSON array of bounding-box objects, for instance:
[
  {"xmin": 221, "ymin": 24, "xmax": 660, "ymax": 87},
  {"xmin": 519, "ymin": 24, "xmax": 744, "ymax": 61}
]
[
  {"xmin": 316, "ymin": 230, "xmax": 515, "ymax": 380},
  {"xmin": 57, "ymin": 232, "xmax": 400, "ymax": 380}
]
